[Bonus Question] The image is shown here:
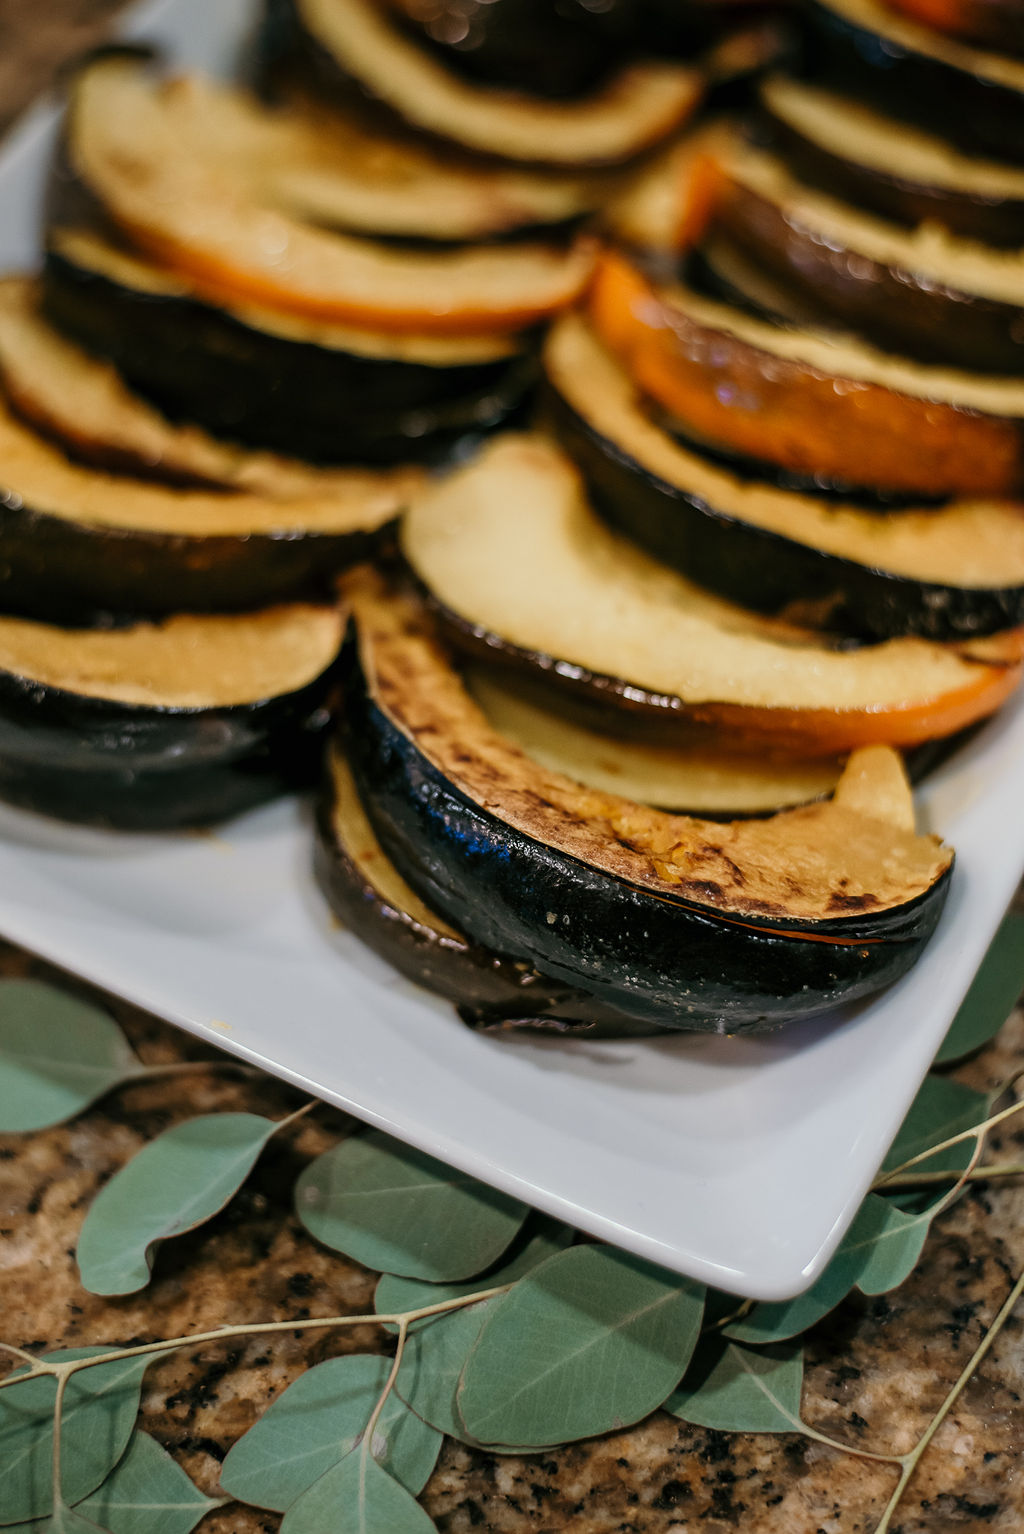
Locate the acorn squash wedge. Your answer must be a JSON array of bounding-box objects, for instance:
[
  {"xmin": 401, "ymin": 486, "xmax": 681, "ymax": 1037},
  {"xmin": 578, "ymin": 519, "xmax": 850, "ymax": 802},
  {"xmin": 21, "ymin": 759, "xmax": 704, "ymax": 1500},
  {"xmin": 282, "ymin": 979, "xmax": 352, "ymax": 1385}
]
[
  {"xmin": 65, "ymin": 53, "xmax": 596, "ymax": 334},
  {"xmin": 0, "ymin": 395, "xmax": 419, "ymax": 623},
  {"xmin": 757, "ymin": 74, "xmax": 1024, "ymax": 249},
  {"xmin": 802, "ymin": 0, "xmax": 1024, "ymax": 163},
  {"xmin": 315, "ymin": 743, "xmax": 659, "ymax": 1035},
  {"xmin": 43, "ymin": 232, "xmax": 533, "ymax": 466},
  {"xmin": 399, "ymin": 432, "xmax": 1024, "ymax": 751},
  {"xmin": 0, "ymin": 604, "xmax": 344, "ymax": 829},
  {"xmin": 588, "ymin": 252, "xmax": 1024, "ymax": 499},
  {"xmin": 705, "ymin": 133, "xmax": 1024, "ymax": 373},
  {"xmin": 266, "ymin": 0, "xmax": 704, "ymax": 166},
  {"xmin": 543, "ymin": 315, "xmax": 1024, "ymax": 641},
  {"xmin": 340, "ymin": 566, "xmax": 954, "ymax": 1033}
]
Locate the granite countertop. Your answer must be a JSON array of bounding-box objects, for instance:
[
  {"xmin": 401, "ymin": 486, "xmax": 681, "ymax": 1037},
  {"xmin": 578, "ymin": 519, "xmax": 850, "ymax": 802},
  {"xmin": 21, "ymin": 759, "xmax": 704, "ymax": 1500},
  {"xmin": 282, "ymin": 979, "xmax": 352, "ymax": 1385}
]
[{"xmin": 1, "ymin": 7, "xmax": 1024, "ymax": 1530}]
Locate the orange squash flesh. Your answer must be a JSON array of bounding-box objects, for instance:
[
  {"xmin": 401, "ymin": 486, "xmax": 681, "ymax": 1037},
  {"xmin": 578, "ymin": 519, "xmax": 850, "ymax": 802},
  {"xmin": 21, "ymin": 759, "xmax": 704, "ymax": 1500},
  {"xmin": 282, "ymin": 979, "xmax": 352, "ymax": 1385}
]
[{"xmin": 587, "ymin": 252, "xmax": 1024, "ymax": 497}]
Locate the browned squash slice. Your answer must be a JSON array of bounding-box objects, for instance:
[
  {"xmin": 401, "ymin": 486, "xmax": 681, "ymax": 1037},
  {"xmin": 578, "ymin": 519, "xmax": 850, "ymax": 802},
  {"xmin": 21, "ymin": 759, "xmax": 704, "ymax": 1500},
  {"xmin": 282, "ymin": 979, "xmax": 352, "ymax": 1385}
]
[
  {"xmin": 69, "ymin": 56, "xmax": 613, "ymax": 243},
  {"xmin": 0, "ymin": 395, "xmax": 418, "ymax": 620},
  {"xmin": 0, "ymin": 276, "xmax": 424, "ymax": 500},
  {"xmin": 288, "ymin": 0, "xmax": 704, "ymax": 166},
  {"xmin": 399, "ymin": 434, "xmax": 1024, "ymax": 753},
  {"xmin": 884, "ymin": 0, "xmax": 1024, "ymax": 53},
  {"xmin": 544, "ymin": 314, "xmax": 1024, "ymax": 639},
  {"xmin": 315, "ymin": 745, "xmax": 657, "ymax": 1035},
  {"xmin": 588, "ymin": 252, "xmax": 1024, "ymax": 497},
  {"xmin": 758, "ymin": 75, "xmax": 1024, "ymax": 247},
  {"xmin": 341, "ymin": 566, "xmax": 953, "ymax": 1031},
  {"xmin": 467, "ymin": 669, "xmax": 844, "ymax": 813},
  {"xmin": 703, "ymin": 130, "xmax": 1024, "ymax": 372},
  {"xmin": 67, "ymin": 54, "xmax": 596, "ymax": 334}
]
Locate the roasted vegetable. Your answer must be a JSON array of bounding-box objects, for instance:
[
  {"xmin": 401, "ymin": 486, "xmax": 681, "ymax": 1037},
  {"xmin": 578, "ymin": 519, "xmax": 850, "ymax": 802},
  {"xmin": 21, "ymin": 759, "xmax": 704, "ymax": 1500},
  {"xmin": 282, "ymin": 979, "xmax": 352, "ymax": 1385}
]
[
  {"xmin": 65, "ymin": 52, "xmax": 596, "ymax": 333},
  {"xmin": 589, "ymin": 252, "xmax": 1024, "ymax": 498},
  {"xmin": 43, "ymin": 232, "xmax": 534, "ymax": 465},
  {"xmin": 400, "ymin": 432, "xmax": 1024, "ymax": 752},
  {"xmin": 0, "ymin": 604, "xmax": 344, "ymax": 828},
  {"xmin": 341, "ymin": 565, "xmax": 954, "ymax": 1033},
  {"xmin": 706, "ymin": 135, "xmax": 1024, "ymax": 373},
  {"xmin": 544, "ymin": 314, "xmax": 1024, "ymax": 641},
  {"xmin": 757, "ymin": 74, "xmax": 1024, "ymax": 248},
  {"xmin": 260, "ymin": 0, "xmax": 704, "ymax": 166},
  {"xmin": 801, "ymin": 0, "xmax": 1024, "ymax": 163}
]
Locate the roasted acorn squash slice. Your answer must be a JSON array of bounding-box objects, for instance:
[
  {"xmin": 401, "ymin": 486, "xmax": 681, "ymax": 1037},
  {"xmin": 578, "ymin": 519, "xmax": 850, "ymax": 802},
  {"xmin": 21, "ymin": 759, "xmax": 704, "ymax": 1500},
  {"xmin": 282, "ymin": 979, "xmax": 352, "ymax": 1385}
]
[
  {"xmin": 400, "ymin": 433, "xmax": 1024, "ymax": 751},
  {"xmin": 270, "ymin": 0, "xmax": 703, "ymax": 166},
  {"xmin": 0, "ymin": 604, "xmax": 344, "ymax": 829},
  {"xmin": 43, "ymin": 232, "xmax": 532, "ymax": 465},
  {"xmin": 0, "ymin": 393, "xmax": 419, "ymax": 623},
  {"xmin": 315, "ymin": 744, "xmax": 658, "ymax": 1035},
  {"xmin": 544, "ymin": 315, "xmax": 1024, "ymax": 641},
  {"xmin": 588, "ymin": 252, "xmax": 1024, "ymax": 498},
  {"xmin": 802, "ymin": 0, "xmax": 1024, "ymax": 163},
  {"xmin": 704, "ymin": 133, "xmax": 1024, "ymax": 374},
  {"xmin": 341, "ymin": 566, "xmax": 954, "ymax": 1033},
  {"xmin": 66, "ymin": 54, "xmax": 595, "ymax": 333},
  {"xmin": 757, "ymin": 75, "xmax": 1024, "ymax": 249}
]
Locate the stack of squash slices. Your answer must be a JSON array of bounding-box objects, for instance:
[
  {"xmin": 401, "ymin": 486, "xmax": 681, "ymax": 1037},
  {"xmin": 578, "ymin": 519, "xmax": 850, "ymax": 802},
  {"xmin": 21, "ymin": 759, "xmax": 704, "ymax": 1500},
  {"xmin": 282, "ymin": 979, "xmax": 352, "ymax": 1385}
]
[{"xmin": 1, "ymin": 4, "xmax": 1022, "ymax": 1039}]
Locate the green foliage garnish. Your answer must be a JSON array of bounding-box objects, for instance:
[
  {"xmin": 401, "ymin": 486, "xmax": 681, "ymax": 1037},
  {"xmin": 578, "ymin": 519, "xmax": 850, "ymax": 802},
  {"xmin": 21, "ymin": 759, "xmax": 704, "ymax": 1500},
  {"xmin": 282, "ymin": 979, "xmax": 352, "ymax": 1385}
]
[
  {"xmin": 0, "ymin": 980, "xmax": 143, "ymax": 1131},
  {"xmin": 295, "ymin": 1129, "xmax": 529, "ymax": 1280}
]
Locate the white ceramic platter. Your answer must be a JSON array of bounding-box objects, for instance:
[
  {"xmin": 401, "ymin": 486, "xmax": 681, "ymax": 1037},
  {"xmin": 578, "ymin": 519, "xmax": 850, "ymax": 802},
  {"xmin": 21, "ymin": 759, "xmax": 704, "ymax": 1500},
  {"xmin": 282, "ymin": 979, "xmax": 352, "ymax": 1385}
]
[{"xmin": 1, "ymin": 0, "xmax": 1023, "ymax": 1301}]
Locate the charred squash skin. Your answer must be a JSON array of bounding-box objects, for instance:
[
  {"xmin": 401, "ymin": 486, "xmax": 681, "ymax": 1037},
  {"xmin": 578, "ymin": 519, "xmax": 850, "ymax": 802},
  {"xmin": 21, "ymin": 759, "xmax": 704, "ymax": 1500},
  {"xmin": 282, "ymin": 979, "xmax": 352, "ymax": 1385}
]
[
  {"xmin": 756, "ymin": 89, "xmax": 1024, "ymax": 249},
  {"xmin": 342, "ymin": 590, "xmax": 954, "ymax": 1034},
  {"xmin": 0, "ymin": 631, "xmax": 343, "ymax": 830},
  {"xmin": 41, "ymin": 243, "xmax": 536, "ymax": 467},
  {"xmin": 313, "ymin": 743, "xmax": 661, "ymax": 1035},
  {"xmin": 800, "ymin": 0, "xmax": 1024, "ymax": 163},
  {"xmin": 709, "ymin": 172, "xmax": 1024, "ymax": 376},
  {"xmin": 543, "ymin": 369, "xmax": 1024, "ymax": 643},
  {"xmin": 884, "ymin": 0, "xmax": 1024, "ymax": 55},
  {"xmin": 0, "ymin": 496, "xmax": 382, "ymax": 626}
]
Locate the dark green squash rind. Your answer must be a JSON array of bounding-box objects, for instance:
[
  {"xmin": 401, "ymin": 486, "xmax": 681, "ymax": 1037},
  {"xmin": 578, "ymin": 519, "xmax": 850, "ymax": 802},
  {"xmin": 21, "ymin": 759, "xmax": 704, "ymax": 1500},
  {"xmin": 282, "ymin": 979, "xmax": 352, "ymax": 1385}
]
[
  {"xmin": 313, "ymin": 739, "xmax": 661, "ymax": 1035},
  {"xmin": 711, "ymin": 189, "xmax": 1024, "ymax": 376},
  {"xmin": 544, "ymin": 384, "xmax": 1024, "ymax": 641},
  {"xmin": 0, "ymin": 494, "xmax": 387, "ymax": 626},
  {"xmin": 799, "ymin": 0, "xmax": 1024, "ymax": 164},
  {"xmin": 41, "ymin": 245, "xmax": 537, "ymax": 467},
  {"xmin": 755, "ymin": 93, "xmax": 1024, "ymax": 249},
  {"xmin": 0, "ymin": 638, "xmax": 342, "ymax": 829},
  {"xmin": 344, "ymin": 627, "xmax": 953, "ymax": 1032}
]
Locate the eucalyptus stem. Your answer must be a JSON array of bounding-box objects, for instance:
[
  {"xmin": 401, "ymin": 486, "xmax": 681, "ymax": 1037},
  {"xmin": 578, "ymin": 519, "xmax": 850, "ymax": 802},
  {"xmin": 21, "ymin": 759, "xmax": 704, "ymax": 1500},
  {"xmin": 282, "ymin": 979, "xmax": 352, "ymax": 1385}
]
[
  {"xmin": 361, "ymin": 1318, "xmax": 409, "ymax": 1467},
  {"xmin": 875, "ymin": 1161, "xmax": 1024, "ymax": 1190},
  {"xmin": 876, "ymin": 1087, "xmax": 1024, "ymax": 1187},
  {"xmin": 872, "ymin": 1264, "xmax": 1024, "ymax": 1534},
  {"xmin": 0, "ymin": 1340, "xmax": 39, "ymax": 1367},
  {"xmin": 0, "ymin": 1284, "xmax": 512, "ymax": 1389}
]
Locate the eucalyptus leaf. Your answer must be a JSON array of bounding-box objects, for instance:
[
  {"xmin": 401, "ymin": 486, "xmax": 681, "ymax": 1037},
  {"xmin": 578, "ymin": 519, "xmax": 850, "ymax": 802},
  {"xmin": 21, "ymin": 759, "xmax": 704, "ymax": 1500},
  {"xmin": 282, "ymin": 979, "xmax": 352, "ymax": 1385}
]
[
  {"xmin": 219, "ymin": 1354, "xmax": 441, "ymax": 1511},
  {"xmin": 395, "ymin": 1296, "xmax": 503, "ymax": 1442},
  {"xmin": 457, "ymin": 1245, "xmax": 706, "ymax": 1447},
  {"xmin": 0, "ymin": 981, "xmax": 142, "ymax": 1132},
  {"xmin": 295, "ymin": 1130, "xmax": 528, "ymax": 1280},
  {"xmin": 0, "ymin": 1350, "xmax": 150, "ymax": 1525},
  {"xmin": 77, "ymin": 1431, "xmax": 224, "ymax": 1534},
  {"xmin": 936, "ymin": 911, "xmax": 1024, "ymax": 1064},
  {"xmin": 882, "ymin": 1075, "xmax": 988, "ymax": 1178},
  {"xmin": 666, "ymin": 1337, "xmax": 804, "ymax": 1433},
  {"xmin": 726, "ymin": 1193, "xmax": 935, "ymax": 1344},
  {"xmin": 375, "ymin": 1216, "xmax": 574, "ymax": 1333},
  {"xmin": 77, "ymin": 1112, "xmax": 281, "ymax": 1295},
  {"xmin": 279, "ymin": 1448, "xmax": 437, "ymax": 1534}
]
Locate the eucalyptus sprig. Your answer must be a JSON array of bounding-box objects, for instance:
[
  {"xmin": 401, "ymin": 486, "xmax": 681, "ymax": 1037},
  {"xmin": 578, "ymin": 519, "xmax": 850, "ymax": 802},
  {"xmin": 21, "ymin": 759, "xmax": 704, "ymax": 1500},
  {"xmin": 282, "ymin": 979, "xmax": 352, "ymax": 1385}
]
[{"xmin": 1, "ymin": 919, "xmax": 1022, "ymax": 1534}]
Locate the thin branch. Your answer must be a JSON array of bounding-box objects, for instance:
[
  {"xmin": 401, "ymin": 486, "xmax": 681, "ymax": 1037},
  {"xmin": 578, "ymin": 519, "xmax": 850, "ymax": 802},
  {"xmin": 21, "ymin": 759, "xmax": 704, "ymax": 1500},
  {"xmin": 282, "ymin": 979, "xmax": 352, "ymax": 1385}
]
[
  {"xmin": 873, "ymin": 1264, "xmax": 1024, "ymax": 1534},
  {"xmin": 361, "ymin": 1319, "xmax": 409, "ymax": 1465},
  {"xmin": 874, "ymin": 1161, "xmax": 1024, "ymax": 1190},
  {"xmin": 51, "ymin": 1368, "xmax": 69, "ymax": 1517},
  {"xmin": 876, "ymin": 1088, "xmax": 1024, "ymax": 1187}
]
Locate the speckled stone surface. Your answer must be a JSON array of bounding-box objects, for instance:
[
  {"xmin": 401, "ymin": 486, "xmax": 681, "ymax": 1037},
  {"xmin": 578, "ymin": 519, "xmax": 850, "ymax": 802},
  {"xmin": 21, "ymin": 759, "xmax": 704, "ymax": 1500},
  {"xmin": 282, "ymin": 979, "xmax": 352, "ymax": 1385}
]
[{"xmin": 1, "ymin": 7, "xmax": 1024, "ymax": 1530}]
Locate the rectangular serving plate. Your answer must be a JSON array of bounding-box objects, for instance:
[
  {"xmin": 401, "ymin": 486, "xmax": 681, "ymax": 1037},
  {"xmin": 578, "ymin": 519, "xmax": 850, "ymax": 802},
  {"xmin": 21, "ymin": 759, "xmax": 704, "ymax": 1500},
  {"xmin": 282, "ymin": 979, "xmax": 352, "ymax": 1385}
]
[{"xmin": 1, "ymin": 0, "xmax": 1023, "ymax": 1301}]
